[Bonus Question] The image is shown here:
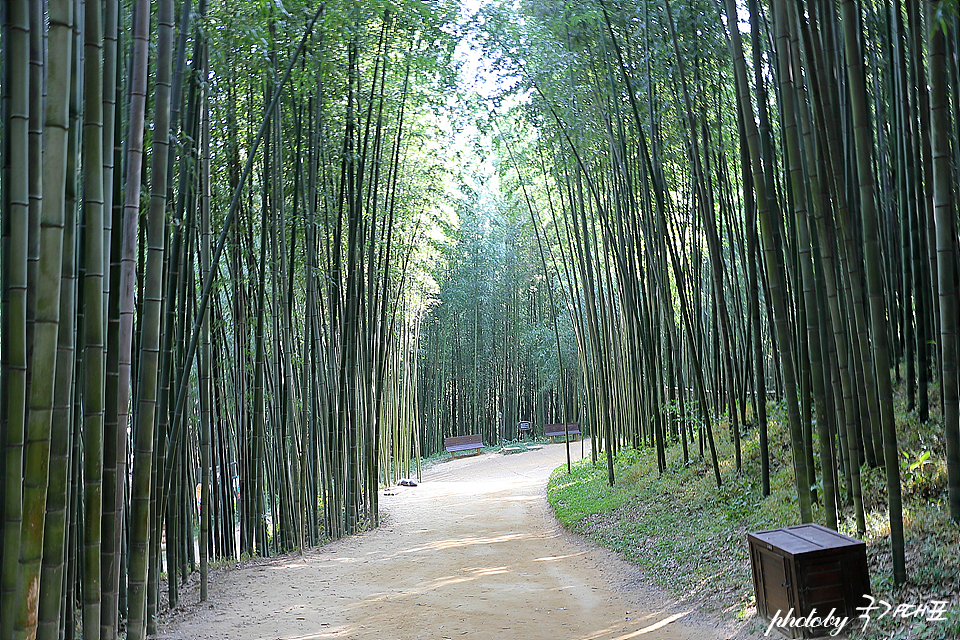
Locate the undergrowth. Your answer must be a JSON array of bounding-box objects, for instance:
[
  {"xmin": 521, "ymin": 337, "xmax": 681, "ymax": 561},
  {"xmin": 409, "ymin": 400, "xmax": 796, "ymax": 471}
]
[{"xmin": 547, "ymin": 382, "xmax": 960, "ymax": 639}]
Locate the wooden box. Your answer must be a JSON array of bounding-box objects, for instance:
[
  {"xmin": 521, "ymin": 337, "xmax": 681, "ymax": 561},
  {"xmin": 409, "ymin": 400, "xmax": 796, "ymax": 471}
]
[{"xmin": 748, "ymin": 524, "xmax": 870, "ymax": 638}]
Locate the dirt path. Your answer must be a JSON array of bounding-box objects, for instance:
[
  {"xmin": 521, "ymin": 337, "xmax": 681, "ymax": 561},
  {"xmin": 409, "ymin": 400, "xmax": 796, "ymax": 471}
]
[{"xmin": 157, "ymin": 442, "xmax": 758, "ymax": 640}]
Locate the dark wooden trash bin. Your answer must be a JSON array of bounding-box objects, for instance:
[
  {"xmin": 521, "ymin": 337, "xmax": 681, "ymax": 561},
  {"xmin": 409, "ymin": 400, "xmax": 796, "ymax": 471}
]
[{"xmin": 748, "ymin": 523, "xmax": 870, "ymax": 638}]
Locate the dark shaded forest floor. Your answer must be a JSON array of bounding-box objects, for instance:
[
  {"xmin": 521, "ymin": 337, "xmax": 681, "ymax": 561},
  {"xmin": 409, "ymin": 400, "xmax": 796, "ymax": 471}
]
[{"xmin": 547, "ymin": 384, "xmax": 960, "ymax": 640}]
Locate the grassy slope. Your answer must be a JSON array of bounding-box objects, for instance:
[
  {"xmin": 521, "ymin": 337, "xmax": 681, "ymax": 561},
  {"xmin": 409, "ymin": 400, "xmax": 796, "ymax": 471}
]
[{"xmin": 547, "ymin": 386, "xmax": 960, "ymax": 639}]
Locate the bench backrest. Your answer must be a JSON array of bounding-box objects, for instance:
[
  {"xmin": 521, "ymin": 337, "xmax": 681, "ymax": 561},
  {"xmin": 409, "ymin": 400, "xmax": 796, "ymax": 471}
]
[
  {"xmin": 544, "ymin": 423, "xmax": 580, "ymax": 435},
  {"xmin": 444, "ymin": 434, "xmax": 483, "ymax": 447}
]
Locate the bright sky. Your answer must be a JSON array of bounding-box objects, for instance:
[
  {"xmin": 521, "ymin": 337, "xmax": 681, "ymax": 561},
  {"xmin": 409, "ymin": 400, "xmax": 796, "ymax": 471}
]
[{"xmin": 454, "ymin": 0, "xmax": 512, "ymax": 102}]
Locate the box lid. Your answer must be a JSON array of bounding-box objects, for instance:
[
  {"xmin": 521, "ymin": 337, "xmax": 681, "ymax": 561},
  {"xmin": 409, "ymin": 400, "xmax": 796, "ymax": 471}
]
[{"xmin": 747, "ymin": 523, "xmax": 865, "ymax": 557}]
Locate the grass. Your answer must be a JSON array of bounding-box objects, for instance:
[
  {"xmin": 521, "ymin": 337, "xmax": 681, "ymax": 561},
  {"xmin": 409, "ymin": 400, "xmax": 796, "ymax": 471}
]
[{"xmin": 547, "ymin": 383, "xmax": 960, "ymax": 639}]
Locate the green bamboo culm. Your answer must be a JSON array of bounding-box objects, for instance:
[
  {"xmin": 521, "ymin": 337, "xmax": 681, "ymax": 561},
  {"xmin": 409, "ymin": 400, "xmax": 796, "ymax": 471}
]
[
  {"xmin": 126, "ymin": 0, "xmax": 175, "ymax": 634},
  {"xmin": 80, "ymin": 0, "xmax": 107, "ymax": 632},
  {"xmin": 109, "ymin": 0, "xmax": 150, "ymax": 635},
  {"xmin": 11, "ymin": 0, "xmax": 73, "ymax": 636},
  {"xmin": 927, "ymin": 0, "xmax": 960, "ymax": 523},
  {"xmin": 36, "ymin": 1, "xmax": 84, "ymax": 634},
  {"xmin": 1, "ymin": 0, "xmax": 34, "ymax": 635}
]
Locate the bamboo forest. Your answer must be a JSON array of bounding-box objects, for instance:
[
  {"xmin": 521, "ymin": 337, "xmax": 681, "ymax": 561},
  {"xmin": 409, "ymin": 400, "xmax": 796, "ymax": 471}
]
[{"xmin": 1, "ymin": 0, "xmax": 959, "ymax": 638}]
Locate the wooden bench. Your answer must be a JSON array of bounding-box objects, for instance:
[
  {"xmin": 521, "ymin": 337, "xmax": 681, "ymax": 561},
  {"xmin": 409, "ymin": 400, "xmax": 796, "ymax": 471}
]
[
  {"xmin": 544, "ymin": 423, "xmax": 580, "ymax": 442},
  {"xmin": 443, "ymin": 434, "xmax": 484, "ymax": 459}
]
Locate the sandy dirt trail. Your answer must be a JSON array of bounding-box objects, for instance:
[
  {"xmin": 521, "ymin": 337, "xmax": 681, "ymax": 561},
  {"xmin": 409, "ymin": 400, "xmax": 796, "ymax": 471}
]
[{"xmin": 158, "ymin": 442, "xmax": 755, "ymax": 640}]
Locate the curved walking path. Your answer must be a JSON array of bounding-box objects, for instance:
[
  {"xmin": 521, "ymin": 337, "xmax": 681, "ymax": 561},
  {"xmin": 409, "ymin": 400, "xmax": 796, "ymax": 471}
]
[{"xmin": 158, "ymin": 442, "xmax": 755, "ymax": 640}]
